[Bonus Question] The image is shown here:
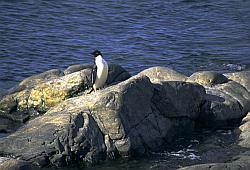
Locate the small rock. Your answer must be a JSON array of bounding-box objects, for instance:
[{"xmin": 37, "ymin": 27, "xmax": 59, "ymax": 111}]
[
  {"xmin": 187, "ymin": 71, "xmax": 229, "ymax": 87},
  {"xmin": 63, "ymin": 64, "xmax": 92, "ymax": 75},
  {"xmin": 138, "ymin": 66, "xmax": 187, "ymax": 83},
  {"xmin": 106, "ymin": 64, "xmax": 131, "ymax": 85}
]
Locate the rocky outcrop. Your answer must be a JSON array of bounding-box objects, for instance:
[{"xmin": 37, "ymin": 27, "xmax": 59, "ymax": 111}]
[
  {"xmin": 197, "ymin": 81, "xmax": 250, "ymax": 128},
  {"xmin": 0, "ymin": 110, "xmax": 105, "ymax": 167},
  {"xmin": 0, "ymin": 72, "xmax": 206, "ymax": 167},
  {"xmin": 186, "ymin": 71, "xmax": 250, "ymax": 129},
  {"xmin": 225, "ymin": 71, "xmax": 250, "ymax": 92},
  {"xmin": 0, "ymin": 64, "xmax": 130, "ymax": 132},
  {"xmin": 0, "ymin": 66, "xmax": 250, "ymax": 169},
  {"xmin": 152, "ymin": 81, "xmax": 205, "ymax": 119},
  {"xmin": 237, "ymin": 112, "xmax": 250, "ymax": 148},
  {"xmin": 0, "ymin": 70, "xmax": 91, "ymax": 132}
]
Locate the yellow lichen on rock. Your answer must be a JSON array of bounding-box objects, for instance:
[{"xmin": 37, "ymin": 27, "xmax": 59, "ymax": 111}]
[
  {"xmin": 26, "ymin": 71, "xmax": 88, "ymax": 112},
  {"xmin": 28, "ymin": 84, "xmax": 67, "ymax": 112},
  {"xmin": 16, "ymin": 90, "xmax": 30, "ymax": 111}
]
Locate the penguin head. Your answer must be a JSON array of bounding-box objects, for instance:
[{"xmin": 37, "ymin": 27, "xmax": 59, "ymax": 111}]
[{"xmin": 91, "ymin": 50, "xmax": 102, "ymax": 58}]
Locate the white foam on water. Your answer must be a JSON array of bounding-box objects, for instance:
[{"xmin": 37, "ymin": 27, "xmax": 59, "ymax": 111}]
[
  {"xmin": 216, "ymin": 130, "xmax": 232, "ymax": 135},
  {"xmin": 151, "ymin": 147, "xmax": 201, "ymax": 161},
  {"xmin": 187, "ymin": 153, "xmax": 201, "ymax": 160},
  {"xmin": 224, "ymin": 63, "xmax": 246, "ymax": 71}
]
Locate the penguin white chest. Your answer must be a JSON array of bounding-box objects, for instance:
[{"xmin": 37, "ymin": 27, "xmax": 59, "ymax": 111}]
[{"xmin": 94, "ymin": 55, "xmax": 108, "ymax": 90}]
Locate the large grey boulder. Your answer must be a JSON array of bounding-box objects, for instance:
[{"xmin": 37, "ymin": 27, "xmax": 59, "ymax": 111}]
[
  {"xmin": 237, "ymin": 112, "xmax": 250, "ymax": 148},
  {"xmin": 0, "ymin": 74, "xmax": 204, "ymax": 167},
  {"xmin": 225, "ymin": 70, "xmax": 250, "ymax": 93},
  {"xmin": 0, "ymin": 69, "xmax": 65, "ymax": 131},
  {"xmin": 0, "ymin": 69, "xmax": 91, "ymax": 118},
  {"xmin": 152, "ymin": 81, "xmax": 206, "ymax": 119},
  {"xmin": 197, "ymin": 81, "xmax": 250, "ymax": 128},
  {"xmin": 0, "ymin": 64, "xmax": 130, "ymax": 132},
  {"xmin": 0, "ymin": 110, "xmax": 105, "ymax": 167}
]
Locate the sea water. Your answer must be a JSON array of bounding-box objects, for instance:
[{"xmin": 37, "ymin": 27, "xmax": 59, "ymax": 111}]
[{"xmin": 0, "ymin": 0, "xmax": 250, "ymax": 169}]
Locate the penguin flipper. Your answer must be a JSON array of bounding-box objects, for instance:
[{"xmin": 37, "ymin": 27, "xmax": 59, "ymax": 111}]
[
  {"xmin": 87, "ymin": 65, "xmax": 97, "ymax": 94},
  {"xmin": 91, "ymin": 64, "xmax": 97, "ymax": 86}
]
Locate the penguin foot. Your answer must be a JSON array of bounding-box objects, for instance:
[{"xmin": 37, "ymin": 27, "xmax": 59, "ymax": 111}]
[
  {"xmin": 107, "ymin": 151, "xmax": 116, "ymax": 160},
  {"xmin": 87, "ymin": 87, "xmax": 94, "ymax": 94}
]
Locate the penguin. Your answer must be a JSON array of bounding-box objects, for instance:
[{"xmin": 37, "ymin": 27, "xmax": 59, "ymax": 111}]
[{"xmin": 90, "ymin": 50, "xmax": 109, "ymax": 92}]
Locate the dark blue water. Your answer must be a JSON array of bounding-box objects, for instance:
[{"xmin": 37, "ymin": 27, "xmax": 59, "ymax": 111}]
[
  {"xmin": 0, "ymin": 0, "xmax": 250, "ymax": 168},
  {"xmin": 1, "ymin": 0, "xmax": 250, "ymax": 93}
]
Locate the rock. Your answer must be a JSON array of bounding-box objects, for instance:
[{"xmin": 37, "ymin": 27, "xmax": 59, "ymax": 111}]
[
  {"xmin": 179, "ymin": 159, "xmax": 250, "ymax": 170},
  {"xmin": 237, "ymin": 112, "xmax": 250, "ymax": 148},
  {"xmin": 0, "ymin": 90, "xmax": 30, "ymax": 128},
  {"xmin": 0, "ymin": 64, "xmax": 130, "ymax": 132},
  {"xmin": 0, "ymin": 74, "xmax": 202, "ymax": 167},
  {"xmin": 0, "ymin": 157, "xmax": 33, "ymax": 170},
  {"xmin": 106, "ymin": 64, "xmax": 131, "ymax": 85},
  {"xmin": 27, "ymin": 69, "xmax": 91, "ymax": 113},
  {"xmin": 64, "ymin": 64, "xmax": 92, "ymax": 75},
  {"xmin": 215, "ymin": 81, "xmax": 250, "ymax": 114},
  {"xmin": 0, "ymin": 117, "xmax": 22, "ymax": 133},
  {"xmin": 9, "ymin": 69, "xmax": 64, "ymax": 94},
  {"xmin": 26, "ymin": 64, "xmax": 131, "ymax": 112},
  {"xmin": 138, "ymin": 66, "xmax": 187, "ymax": 83},
  {"xmin": 152, "ymin": 81, "xmax": 206, "ymax": 119},
  {"xmin": 0, "ymin": 69, "xmax": 91, "ymax": 133},
  {"xmin": 2, "ymin": 69, "xmax": 91, "ymax": 116},
  {"xmin": 225, "ymin": 70, "xmax": 250, "ymax": 93},
  {"xmin": 2, "ymin": 66, "xmax": 250, "ymax": 168},
  {"xmin": 197, "ymin": 80, "xmax": 250, "ymax": 129},
  {"xmin": 0, "ymin": 93, "xmax": 18, "ymax": 115},
  {"xmin": 187, "ymin": 71, "xmax": 229, "ymax": 87},
  {"xmin": 0, "ymin": 111, "xmax": 105, "ymax": 167}
]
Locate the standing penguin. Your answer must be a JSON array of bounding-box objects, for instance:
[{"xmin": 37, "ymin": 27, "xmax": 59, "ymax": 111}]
[{"xmin": 90, "ymin": 50, "xmax": 109, "ymax": 92}]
